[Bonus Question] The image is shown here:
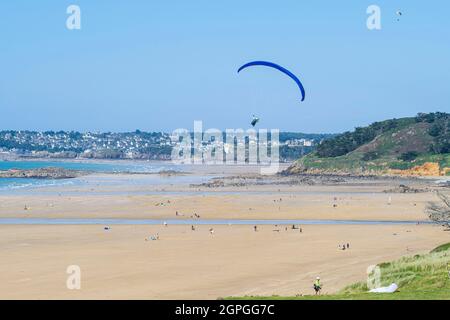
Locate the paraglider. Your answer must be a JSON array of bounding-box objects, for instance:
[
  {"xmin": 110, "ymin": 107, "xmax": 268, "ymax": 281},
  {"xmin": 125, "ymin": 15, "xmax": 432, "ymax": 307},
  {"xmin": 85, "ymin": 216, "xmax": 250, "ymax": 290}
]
[
  {"xmin": 396, "ymin": 10, "xmax": 402, "ymax": 21},
  {"xmin": 237, "ymin": 61, "xmax": 306, "ymax": 102},
  {"xmin": 251, "ymin": 115, "xmax": 259, "ymax": 127}
]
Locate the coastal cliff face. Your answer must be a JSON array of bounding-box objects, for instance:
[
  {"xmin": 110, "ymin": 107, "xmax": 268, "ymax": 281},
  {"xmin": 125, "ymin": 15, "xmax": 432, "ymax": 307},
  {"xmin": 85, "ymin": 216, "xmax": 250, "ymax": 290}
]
[
  {"xmin": 388, "ymin": 162, "xmax": 450, "ymax": 176},
  {"xmin": 0, "ymin": 167, "xmax": 85, "ymax": 179}
]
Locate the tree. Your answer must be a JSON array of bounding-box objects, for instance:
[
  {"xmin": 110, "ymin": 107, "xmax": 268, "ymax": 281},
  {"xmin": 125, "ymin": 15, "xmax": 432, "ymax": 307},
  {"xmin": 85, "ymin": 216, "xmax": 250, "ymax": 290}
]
[
  {"xmin": 362, "ymin": 151, "xmax": 379, "ymax": 161},
  {"xmin": 398, "ymin": 151, "xmax": 419, "ymax": 162},
  {"xmin": 426, "ymin": 192, "xmax": 450, "ymax": 229}
]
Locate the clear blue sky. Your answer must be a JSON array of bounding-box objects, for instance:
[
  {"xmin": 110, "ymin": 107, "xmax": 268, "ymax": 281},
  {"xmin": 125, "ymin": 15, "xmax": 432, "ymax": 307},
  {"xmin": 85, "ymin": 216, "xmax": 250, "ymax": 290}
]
[{"xmin": 0, "ymin": 1, "xmax": 449, "ymax": 133}]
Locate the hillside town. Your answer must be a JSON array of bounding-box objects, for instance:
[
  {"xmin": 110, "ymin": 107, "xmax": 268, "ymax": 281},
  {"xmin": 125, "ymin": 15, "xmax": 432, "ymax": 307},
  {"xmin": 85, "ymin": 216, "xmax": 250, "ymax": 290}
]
[{"xmin": 0, "ymin": 130, "xmax": 327, "ymax": 161}]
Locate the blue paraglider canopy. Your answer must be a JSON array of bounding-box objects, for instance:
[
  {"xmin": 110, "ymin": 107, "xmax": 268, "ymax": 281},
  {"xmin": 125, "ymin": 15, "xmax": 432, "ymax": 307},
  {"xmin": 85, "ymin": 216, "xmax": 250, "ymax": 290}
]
[{"xmin": 237, "ymin": 61, "xmax": 305, "ymax": 102}]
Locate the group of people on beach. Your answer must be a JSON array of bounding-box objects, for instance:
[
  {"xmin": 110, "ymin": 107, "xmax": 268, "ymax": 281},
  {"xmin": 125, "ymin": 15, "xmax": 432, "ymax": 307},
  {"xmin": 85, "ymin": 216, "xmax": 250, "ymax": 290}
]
[
  {"xmin": 145, "ymin": 233, "xmax": 159, "ymax": 241},
  {"xmin": 253, "ymin": 224, "xmax": 303, "ymax": 233},
  {"xmin": 338, "ymin": 243, "xmax": 350, "ymax": 250},
  {"xmin": 144, "ymin": 211, "xmax": 326, "ymax": 296},
  {"xmin": 175, "ymin": 210, "xmax": 200, "ymax": 219}
]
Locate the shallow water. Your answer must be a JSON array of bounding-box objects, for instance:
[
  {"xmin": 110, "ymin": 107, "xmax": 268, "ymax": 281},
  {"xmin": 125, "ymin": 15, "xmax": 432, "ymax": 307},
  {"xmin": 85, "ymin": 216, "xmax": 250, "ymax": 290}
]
[
  {"xmin": 0, "ymin": 160, "xmax": 190, "ymax": 192},
  {"xmin": 0, "ymin": 218, "xmax": 429, "ymax": 225},
  {"xmin": 0, "ymin": 160, "xmax": 180, "ymax": 173},
  {"xmin": 0, "ymin": 177, "xmax": 76, "ymax": 191}
]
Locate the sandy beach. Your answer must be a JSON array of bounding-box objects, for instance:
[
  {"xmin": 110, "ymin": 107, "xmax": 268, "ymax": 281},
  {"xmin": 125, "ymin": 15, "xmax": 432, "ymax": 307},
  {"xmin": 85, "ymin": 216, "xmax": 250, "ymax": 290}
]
[
  {"xmin": 0, "ymin": 166, "xmax": 448, "ymax": 299},
  {"xmin": 0, "ymin": 224, "xmax": 447, "ymax": 299}
]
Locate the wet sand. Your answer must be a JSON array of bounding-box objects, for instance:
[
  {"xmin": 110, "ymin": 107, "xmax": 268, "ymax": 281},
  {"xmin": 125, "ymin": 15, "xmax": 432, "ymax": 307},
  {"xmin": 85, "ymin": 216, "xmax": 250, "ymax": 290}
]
[
  {"xmin": 0, "ymin": 186, "xmax": 435, "ymax": 221},
  {"xmin": 0, "ymin": 181, "xmax": 438, "ymax": 221}
]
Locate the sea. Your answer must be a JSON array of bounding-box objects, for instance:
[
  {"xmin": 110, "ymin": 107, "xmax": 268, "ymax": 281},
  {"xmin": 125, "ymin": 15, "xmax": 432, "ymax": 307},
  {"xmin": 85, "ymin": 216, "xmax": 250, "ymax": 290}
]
[{"xmin": 0, "ymin": 160, "xmax": 184, "ymax": 192}]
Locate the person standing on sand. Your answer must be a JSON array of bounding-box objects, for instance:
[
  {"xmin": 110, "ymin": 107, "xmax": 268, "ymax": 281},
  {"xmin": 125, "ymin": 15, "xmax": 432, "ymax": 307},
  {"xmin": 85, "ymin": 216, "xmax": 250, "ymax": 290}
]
[{"xmin": 313, "ymin": 277, "xmax": 322, "ymax": 295}]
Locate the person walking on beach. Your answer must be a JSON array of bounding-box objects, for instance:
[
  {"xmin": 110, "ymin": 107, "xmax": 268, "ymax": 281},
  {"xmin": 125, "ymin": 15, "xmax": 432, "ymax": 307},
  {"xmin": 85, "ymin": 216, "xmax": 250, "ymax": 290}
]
[{"xmin": 313, "ymin": 277, "xmax": 322, "ymax": 295}]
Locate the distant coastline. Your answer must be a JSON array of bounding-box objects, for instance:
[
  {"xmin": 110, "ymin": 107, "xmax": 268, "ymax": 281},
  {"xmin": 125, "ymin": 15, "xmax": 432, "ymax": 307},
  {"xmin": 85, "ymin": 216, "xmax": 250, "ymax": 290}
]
[{"xmin": 0, "ymin": 130, "xmax": 332, "ymax": 162}]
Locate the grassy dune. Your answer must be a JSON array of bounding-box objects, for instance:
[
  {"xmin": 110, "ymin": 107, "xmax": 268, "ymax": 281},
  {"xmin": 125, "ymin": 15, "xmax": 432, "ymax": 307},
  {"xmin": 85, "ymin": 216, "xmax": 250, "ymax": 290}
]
[{"xmin": 229, "ymin": 243, "xmax": 450, "ymax": 300}]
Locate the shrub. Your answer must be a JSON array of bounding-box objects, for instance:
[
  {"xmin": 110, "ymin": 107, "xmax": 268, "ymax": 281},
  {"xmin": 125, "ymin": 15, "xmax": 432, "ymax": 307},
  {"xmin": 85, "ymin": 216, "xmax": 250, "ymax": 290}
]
[
  {"xmin": 362, "ymin": 151, "xmax": 379, "ymax": 161},
  {"xmin": 399, "ymin": 151, "xmax": 419, "ymax": 162}
]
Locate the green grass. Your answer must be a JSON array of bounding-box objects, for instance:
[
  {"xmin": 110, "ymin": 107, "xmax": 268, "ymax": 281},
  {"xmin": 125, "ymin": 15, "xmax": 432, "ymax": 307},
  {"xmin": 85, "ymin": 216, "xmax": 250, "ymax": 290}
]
[
  {"xmin": 227, "ymin": 243, "xmax": 450, "ymax": 300},
  {"xmin": 431, "ymin": 242, "xmax": 450, "ymax": 253}
]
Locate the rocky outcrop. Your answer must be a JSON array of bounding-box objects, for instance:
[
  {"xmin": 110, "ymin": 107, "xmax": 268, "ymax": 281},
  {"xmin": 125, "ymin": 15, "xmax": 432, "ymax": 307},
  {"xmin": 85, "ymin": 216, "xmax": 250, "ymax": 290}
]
[
  {"xmin": 383, "ymin": 184, "xmax": 428, "ymax": 193},
  {"xmin": 281, "ymin": 162, "xmax": 306, "ymax": 175},
  {"xmin": 0, "ymin": 167, "xmax": 86, "ymax": 179},
  {"xmin": 281, "ymin": 162, "xmax": 374, "ymax": 177}
]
